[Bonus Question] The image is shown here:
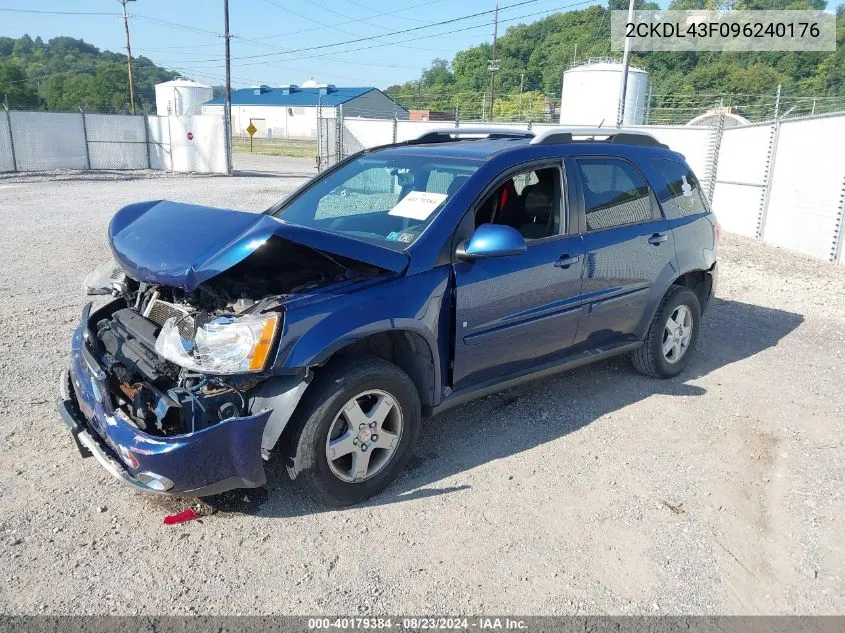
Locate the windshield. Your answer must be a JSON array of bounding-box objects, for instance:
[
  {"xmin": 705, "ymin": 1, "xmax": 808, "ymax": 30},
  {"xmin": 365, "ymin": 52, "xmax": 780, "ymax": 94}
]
[{"xmin": 272, "ymin": 152, "xmax": 480, "ymax": 248}]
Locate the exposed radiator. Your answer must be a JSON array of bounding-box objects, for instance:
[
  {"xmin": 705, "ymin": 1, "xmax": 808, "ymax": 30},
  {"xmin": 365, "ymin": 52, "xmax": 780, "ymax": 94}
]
[{"xmin": 145, "ymin": 299, "xmax": 196, "ymax": 341}]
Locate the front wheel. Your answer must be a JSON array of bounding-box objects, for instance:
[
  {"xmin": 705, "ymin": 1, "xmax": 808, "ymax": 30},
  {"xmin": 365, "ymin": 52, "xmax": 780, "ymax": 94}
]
[
  {"xmin": 284, "ymin": 356, "xmax": 421, "ymax": 506},
  {"xmin": 631, "ymin": 286, "xmax": 701, "ymax": 378}
]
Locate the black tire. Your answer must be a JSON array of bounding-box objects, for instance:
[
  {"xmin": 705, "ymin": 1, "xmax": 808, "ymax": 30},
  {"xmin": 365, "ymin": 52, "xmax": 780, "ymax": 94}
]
[
  {"xmin": 631, "ymin": 286, "xmax": 701, "ymax": 379},
  {"xmin": 284, "ymin": 355, "xmax": 421, "ymax": 506}
]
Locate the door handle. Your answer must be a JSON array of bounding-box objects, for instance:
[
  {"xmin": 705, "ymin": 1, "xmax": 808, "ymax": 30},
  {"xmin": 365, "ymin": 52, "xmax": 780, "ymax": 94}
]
[
  {"xmin": 648, "ymin": 232, "xmax": 668, "ymax": 245},
  {"xmin": 554, "ymin": 254, "xmax": 581, "ymax": 268}
]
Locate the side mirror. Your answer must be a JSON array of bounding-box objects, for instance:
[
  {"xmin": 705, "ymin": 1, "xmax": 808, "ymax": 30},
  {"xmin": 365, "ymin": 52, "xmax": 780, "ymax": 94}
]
[{"xmin": 456, "ymin": 223, "xmax": 527, "ymax": 260}]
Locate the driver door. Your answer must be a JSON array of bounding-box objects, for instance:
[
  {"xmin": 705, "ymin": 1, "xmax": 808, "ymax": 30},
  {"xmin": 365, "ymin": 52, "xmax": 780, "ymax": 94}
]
[{"xmin": 451, "ymin": 162, "xmax": 585, "ymax": 391}]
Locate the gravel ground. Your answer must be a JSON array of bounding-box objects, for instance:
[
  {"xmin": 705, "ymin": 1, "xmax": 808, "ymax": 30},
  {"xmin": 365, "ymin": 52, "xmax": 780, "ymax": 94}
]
[{"xmin": 0, "ymin": 154, "xmax": 843, "ymax": 615}]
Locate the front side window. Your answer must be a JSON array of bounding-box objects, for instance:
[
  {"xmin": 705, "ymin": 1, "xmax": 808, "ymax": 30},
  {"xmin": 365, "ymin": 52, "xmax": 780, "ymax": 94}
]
[
  {"xmin": 650, "ymin": 158, "xmax": 709, "ymax": 218},
  {"xmin": 272, "ymin": 152, "xmax": 480, "ymax": 248},
  {"xmin": 576, "ymin": 158, "xmax": 654, "ymax": 231},
  {"xmin": 475, "ymin": 166, "xmax": 563, "ymax": 241}
]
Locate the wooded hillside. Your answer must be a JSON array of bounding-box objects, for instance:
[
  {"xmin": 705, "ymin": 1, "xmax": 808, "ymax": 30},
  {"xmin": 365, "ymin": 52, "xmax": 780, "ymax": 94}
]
[
  {"xmin": 385, "ymin": 0, "xmax": 845, "ymax": 122},
  {"xmin": 0, "ymin": 35, "xmax": 176, "ymax": 112}
]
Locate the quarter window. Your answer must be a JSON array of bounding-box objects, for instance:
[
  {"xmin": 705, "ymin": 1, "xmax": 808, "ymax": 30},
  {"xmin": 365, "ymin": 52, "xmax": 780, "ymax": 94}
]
[
  {"xmin": 576, "ymin": 158, "xmax": 654, "ymax": 231},
  {"xmin": 650, "ymin": 159, "xmax": 709, "ymax": 217}
]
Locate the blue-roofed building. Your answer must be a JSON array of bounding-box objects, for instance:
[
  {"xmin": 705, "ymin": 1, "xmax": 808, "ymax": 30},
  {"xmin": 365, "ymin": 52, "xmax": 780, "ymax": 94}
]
[{"xmin": 201, "ymin": 83, "xmax": 408, "ymax": 140}]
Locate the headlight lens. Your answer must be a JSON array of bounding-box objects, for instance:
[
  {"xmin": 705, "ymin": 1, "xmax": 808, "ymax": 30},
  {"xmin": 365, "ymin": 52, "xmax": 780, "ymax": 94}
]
[
  {"xmin": 82, "ymin": 258, "xmax": 126, "ymax": 295},
  {"xmin": 154, "ymin": 312, "xmax": 280, "ymax": 375}
]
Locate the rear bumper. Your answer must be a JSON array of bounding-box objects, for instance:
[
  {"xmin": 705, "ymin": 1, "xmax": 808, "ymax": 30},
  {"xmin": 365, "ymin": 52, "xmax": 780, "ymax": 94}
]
[
  {"xmin": 57, "ymin": 303, "xmax": 271, "ymax": 497},
  {"xmin": 704, "ymin": 262, "xmax": 718, "ymax": 313}
]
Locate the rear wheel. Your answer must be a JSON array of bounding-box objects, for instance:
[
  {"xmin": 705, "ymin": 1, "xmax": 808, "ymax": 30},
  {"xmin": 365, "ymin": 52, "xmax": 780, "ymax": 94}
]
[
  {"xmin": 284, "ymin": 356, "xmax": 421, "ymax": 506},
  {"xmin": 631, "ymin": 286, "xmax": 701, "ymax": 379}
]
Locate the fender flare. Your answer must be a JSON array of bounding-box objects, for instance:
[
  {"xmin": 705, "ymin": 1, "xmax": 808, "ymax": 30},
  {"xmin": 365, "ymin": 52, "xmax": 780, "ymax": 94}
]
[{"xmin": 252, "ymin": 373, "xmax": 312, "ymax": 455}]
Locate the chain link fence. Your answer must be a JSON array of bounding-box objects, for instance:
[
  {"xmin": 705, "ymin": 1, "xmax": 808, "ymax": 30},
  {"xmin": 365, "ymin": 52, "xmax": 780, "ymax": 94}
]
[
  {"xmin": 231, "ymin": 134, "xmax": 316, "ymax": 161},
  {"xmin": 0, "ymin": 108, "xmax": 227, "ymax": 174},
  {"xmin": 318, "ymin": 106, "xmax": 845, "ymax": 264},
  {"xmin": 385, "ymin": 87, "xmax": 845, "ymax": 126}
]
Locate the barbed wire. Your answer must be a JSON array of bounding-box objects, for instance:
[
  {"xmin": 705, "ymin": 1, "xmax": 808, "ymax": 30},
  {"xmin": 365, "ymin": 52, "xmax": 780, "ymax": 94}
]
[{"xmin": 4, "ymin": 85, "xmax": 842, "ymax": 125}]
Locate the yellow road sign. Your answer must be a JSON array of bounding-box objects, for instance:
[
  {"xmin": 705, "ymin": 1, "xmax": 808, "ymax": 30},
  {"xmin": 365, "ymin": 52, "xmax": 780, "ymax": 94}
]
[{"xmin": 246, "ymin": 122, "xmax": 258, "ymax": 137}]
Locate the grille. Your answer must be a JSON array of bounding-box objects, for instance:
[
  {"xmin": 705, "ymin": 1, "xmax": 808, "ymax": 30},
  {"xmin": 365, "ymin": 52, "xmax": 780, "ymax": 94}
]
[{"xmin": 146, "ymin": 299, "xmax": 196, "ymax": 341}]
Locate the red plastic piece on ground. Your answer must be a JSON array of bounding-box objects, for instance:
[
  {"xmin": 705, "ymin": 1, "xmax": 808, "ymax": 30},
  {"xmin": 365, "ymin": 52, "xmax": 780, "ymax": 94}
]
[{"xmin": 163, "ymin": 508, "xmax": 201, "ymax": 525}]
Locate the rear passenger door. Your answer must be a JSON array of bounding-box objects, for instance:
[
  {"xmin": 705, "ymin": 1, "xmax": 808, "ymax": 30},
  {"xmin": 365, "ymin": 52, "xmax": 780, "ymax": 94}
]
[{"xmin": 572, "ymin": 156, "xmax": 678, "ymax": 348}]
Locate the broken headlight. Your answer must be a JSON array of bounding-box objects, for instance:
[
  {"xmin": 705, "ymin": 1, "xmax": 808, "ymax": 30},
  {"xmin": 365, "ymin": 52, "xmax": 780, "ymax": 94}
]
[
  {"xmin": 82, "ymin": 258, "xmax": 126, "ymax": 296},
  {"xmin": 154, "ymin": 312, "xmax": 279, "ymax": 375}
]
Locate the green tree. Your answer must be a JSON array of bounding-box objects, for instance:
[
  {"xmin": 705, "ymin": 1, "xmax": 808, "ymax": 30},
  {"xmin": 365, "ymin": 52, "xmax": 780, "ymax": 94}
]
[
  {"xmin": 0, "ymin": 34, "xmax": 178, "ymax": 112},
  {"xmin": 0, "ymin": 37, "xmax": 15, "ymax": 57},
  {"xmin": 0, "ymin": 59, "xmax": 39, "ymax": 108},
  {"xmin": 386, "ymin": 1, "xmax": 845, "ymax": 123}
]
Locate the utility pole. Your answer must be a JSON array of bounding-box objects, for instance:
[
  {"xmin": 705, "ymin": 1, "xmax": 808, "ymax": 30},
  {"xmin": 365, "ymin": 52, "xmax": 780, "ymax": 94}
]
[
  {"xmin": 773, "ymin": 84, "xmax": 781, "ymax": 120},
  {"xmin": 223, "ymin": 0, "xmax": 233, "ymax": 175},
  {"xmin": 119, "ymin": 0, "xmax": 136, "ymax": 115},
  {"xmin": 616, "ymin": 0, "xmax": 635, "ymax": 126},
  {"xmin": 487, "ymin": 4, "xmax": 499, "ymax": 122},
  {"xmin": 518, "ymin": 72, "xmax": 525, "ymax": 121}
]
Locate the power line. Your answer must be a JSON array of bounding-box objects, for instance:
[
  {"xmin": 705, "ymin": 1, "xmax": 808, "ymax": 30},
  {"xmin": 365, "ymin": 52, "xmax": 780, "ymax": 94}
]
[
  {"xmin": 261, "ymin": 0, "xmax": 363, "ymax": 40},
  {"xmin": 163, "ymin": 0, "xmax": 555, "ymax": 65},
  {"xmin": 253, "ymin": 0, "xmax": 453, "ymax": 57},
  {"xmin": 343, "ymin": 0, "xmax": 429, "ymax": 24},
  {"xmin": 172, "ymin": 1, "xmax": 587, "ymax": 70},
  {"xmin": 111, "ymin": 0, "xmax": 451, "ymax": 53},
  {"xmin": 243, "ymin": 2, "xmax": 588, "ymax": 65},
  {"xmin": 133, "ymin": 14, "xmax": 221, "ymax": 37},
  {"xmin": 0, "ymin": 7, "xmax": 118, "ymax": 15},
  {"xmin": 250, "ymin": 0, "xmax": 450, "ymax": 41},
  {"xmin": 0, "ymin": 66, "xmax": 99, "ymax": 86},
  {"xmin": 300, "ymin": 0, "xmax": 419, "ymax": 32}
]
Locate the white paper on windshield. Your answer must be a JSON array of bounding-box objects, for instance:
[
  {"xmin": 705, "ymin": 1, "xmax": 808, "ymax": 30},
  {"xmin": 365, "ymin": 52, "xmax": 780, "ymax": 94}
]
[{"xmin": 388, "ymin": 191, "xmax": 448, "ymax": 221}]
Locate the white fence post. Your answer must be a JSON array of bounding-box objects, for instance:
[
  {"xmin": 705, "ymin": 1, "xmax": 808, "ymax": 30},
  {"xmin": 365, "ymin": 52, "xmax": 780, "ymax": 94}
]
[
  {"xmin": 143, "ymin": 115, "xmax": 152, "ymax": 169},
  {"xmin": 79, "ymin": 107, "xmax": 91, "ymax": 170},
  {"xmin": 702, "ymin": 109, "xmax": 725, "ymax": 203},
  {"xmin": 166, "ymin": 114, "xmax": 173, "ymax": 172},
  {"xmin": 757, "ymin": 121, "xmax": 781, "ymax": 239},
  {"xmin": 336, "ymin": 104, "xmax": 344, "ymax": 164},
  {"xmin": 832, "ymin": 174, "xmax": 845, "ymax": 262},
  {"xmin": 4, "ymin": 106, "xmax": 16, "ymax": 172},
  {"xmin": 316, "ymin": 96, "xmax": 323, "ymax": 172}
]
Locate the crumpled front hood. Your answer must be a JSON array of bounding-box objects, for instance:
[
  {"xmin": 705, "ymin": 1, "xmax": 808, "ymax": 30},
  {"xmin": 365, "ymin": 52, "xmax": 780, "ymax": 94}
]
[{"xmin": 108, "ymin": 200, "xmax": 409, "ymax": 291}]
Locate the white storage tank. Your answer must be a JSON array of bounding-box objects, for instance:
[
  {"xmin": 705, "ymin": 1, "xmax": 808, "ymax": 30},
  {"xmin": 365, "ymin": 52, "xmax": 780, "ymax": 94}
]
[
  {"xmin": 155, "ymin": 78, "xmax": 214, "ymax": 116},
  {"xmin": 559, "ymin": 61, "xmax": 649, "ymax": 127}
]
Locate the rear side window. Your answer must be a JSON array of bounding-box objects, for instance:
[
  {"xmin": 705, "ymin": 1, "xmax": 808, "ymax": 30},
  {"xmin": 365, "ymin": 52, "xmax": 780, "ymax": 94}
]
[
  {"xmin": 650, "ymin": 159, "xmax": 709, "ymax": 217},
  {"xmin": 576, "ymin": 158, "xmax": 655, "ymax": 231}
]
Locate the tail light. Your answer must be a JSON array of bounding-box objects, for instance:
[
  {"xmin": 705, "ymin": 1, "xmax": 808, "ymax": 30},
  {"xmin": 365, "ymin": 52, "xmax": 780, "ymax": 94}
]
[{"xmin": 714, "ymin": 221, "xmax": 722, "ymax": 242}]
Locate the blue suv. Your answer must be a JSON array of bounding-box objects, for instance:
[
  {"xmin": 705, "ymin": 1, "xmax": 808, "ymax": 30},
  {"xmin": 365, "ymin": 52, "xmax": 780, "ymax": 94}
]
[{"xmin": 58, "ymin": 127, "xmax": 718, "ymax": 506}]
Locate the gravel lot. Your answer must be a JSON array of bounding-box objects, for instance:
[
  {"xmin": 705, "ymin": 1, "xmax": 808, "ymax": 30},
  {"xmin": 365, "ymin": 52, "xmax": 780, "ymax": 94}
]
[{"xmin": 0, "ymin": 154, "xmax": 843, "ymax": 615}]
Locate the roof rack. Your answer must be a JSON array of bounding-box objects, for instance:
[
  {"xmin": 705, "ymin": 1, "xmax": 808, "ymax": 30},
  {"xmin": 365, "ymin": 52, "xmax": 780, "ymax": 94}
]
[
  {"xmin": 529, "ymin": 127, "xmax": 667, "ymax": 148},
  {"xmin": 409, "ymin": 126, "xmax": 535, "ymax": 145}
]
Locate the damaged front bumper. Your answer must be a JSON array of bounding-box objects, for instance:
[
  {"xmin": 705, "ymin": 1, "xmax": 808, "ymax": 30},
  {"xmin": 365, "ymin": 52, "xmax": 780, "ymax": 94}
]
[{"xmin": 57, "ymin": 304, "xmax": 305, "ymax": 497}]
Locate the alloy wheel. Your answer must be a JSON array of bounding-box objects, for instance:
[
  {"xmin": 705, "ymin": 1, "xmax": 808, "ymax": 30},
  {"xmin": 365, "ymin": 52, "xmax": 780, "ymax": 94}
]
[
  {"xmin": 662, "ymin": 304, "xmax": 693, "ymax": 364},
  {"xmin": 325, "ymin": 389, "xmax": 404, "ymax": 483}
]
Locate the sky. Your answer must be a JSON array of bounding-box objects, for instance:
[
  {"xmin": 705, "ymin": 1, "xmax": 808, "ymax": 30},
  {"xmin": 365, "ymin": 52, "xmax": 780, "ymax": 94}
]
[{"xmin": 0, "ymin": 0, "xmax": 610, "ymax": 89}]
